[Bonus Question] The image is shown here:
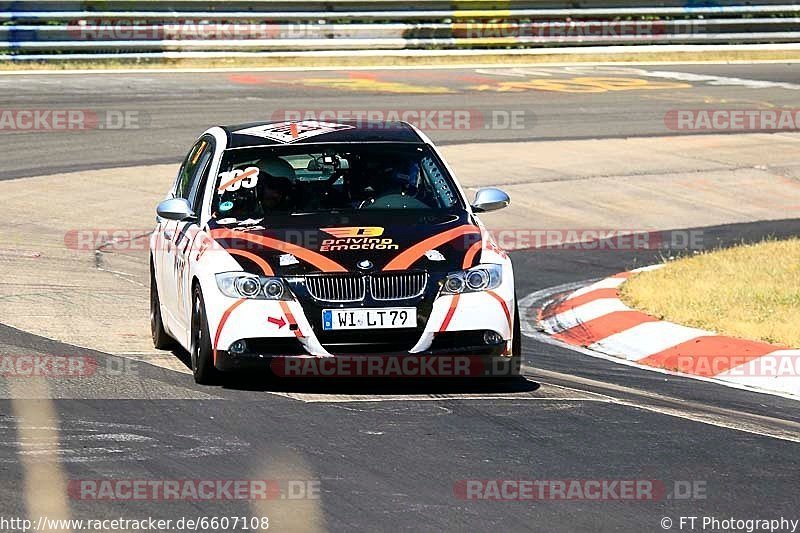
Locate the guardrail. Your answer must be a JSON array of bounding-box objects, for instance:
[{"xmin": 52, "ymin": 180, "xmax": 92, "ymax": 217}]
[{"xmin": 1, "ymin": 1, "xmax": 799, "ymax": 60}]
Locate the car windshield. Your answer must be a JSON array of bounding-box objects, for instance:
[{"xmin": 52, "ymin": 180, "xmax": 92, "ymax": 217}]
[{"xmin": 212, "ymin": 143, "xmax": 463, "ymax": 219}]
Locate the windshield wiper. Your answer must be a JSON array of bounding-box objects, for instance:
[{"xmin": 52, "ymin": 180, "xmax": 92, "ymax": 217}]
[{"xmin": 289, "ymin": 209, "xmax": 344, "ymax": 215}]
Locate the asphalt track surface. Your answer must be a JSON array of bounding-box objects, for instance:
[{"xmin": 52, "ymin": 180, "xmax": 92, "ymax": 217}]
[
  {"xmin": 2, "ymin": 62, "xmax": 800, "ymax": 178},
  {"xmin": 1, "ymin": 63, "xmax": 799, "ymax": 532}
]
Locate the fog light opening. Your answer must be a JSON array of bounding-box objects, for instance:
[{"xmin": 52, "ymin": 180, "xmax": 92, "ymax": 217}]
[
  {"xmin": 229, "ymin": 340, "xmax": 248, "ymax": 355},
  {"xmin": 483, "ymin": 331, "xmax": 503, "ymax": 345}
]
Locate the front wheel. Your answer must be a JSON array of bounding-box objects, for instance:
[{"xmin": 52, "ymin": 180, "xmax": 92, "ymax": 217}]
[{"xmin": 191, "ymin": 286, "xmax": 220, "ymax": 385}]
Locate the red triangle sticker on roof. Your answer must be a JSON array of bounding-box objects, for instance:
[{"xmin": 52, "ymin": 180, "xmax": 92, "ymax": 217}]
[{"xmin": 233, "ymin": 121, "xmax": 355, "ymax": 144}]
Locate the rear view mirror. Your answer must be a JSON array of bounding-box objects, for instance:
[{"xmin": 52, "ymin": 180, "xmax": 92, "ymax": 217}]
[
  {"xmin": 156, "ymin": 198, "xmax": 195, "ymax": 221},
  {"xmin": 471, "ymin": 187, "xmax": 510, "ymax": 213}
]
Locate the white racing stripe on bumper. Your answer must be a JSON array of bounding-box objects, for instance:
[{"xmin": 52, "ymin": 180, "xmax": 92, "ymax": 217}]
[{"xmin": 411, "ymin": 291, "xmax": 513, "ymax": 353}]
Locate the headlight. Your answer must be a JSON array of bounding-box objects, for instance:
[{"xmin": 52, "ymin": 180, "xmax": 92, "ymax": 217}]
[
  {"xmin": 441, "ymin": 264, "xmax": 502, "ymax": 294},
  {"xmin": 236, "ymin": 277, "xmax": 261, "ymax": 298},
  {"xmin": 216, "ymin": 272, "xmax": 290, "ymax": 300}
]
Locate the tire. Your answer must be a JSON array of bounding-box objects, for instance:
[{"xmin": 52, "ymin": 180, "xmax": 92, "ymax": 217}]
[
  {"xmin": 510, "ymin": 299, "xmax": 522, "ymax": 376},
  {"xmin": 190, "ymin": 285, "xmax": 221, "ymax": 385},
  {"xmin": 150, "ymin": 261, "xmax": 174, "ymax": 350}
]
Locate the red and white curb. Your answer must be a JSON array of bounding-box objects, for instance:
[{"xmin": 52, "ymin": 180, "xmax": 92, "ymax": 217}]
[{"xmin": 530, "ymin": 265, "xmax": 800, "ymax": 398}]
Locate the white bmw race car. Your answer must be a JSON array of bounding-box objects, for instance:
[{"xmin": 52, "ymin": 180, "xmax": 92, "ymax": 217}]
[{"xmin": 150, "ymin": 120, "xmax": 519, "ymax": 383}]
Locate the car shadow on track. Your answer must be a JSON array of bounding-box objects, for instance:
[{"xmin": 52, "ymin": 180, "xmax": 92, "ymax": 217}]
[
  {"xmin": 169, "ymin": 347, "xmax": 538, "ymax": 395},
  {"xmin": 218, "ymin": 374, "xmax": 540, "ymax": 396},
  {"xmin": 171, "ymin": 348, "xmax": 192, "ymax": 370}
]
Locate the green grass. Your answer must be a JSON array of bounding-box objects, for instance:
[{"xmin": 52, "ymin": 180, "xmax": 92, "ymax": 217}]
[{"xmin": 621, "ymin": 238, "xmax": 800, "ymax": 347}]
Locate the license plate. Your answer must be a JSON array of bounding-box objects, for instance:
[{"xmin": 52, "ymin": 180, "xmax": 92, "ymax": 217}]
[{"xmin": 322, "ymin": 308, "xmax": 416, "ymax": 331}]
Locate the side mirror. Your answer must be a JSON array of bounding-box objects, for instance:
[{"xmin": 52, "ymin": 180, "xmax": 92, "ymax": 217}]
[
  {"xmin": 156, "ymin": 198, "xmax": 195, "ymax": 221},
  {"xmin": 471, "ymin": 187, "xmax": 510, "ymax": 213}
]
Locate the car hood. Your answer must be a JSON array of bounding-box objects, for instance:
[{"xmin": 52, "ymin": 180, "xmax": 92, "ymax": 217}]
[{"xmin": 207, "ymin": 212, "xmax": 482, "ymax": 276}]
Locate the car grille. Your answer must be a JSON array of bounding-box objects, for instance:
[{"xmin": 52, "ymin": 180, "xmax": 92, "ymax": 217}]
[
  {"xmin": 369, "ymin": 272, "xmax": 428, "ymax": 300},
  {"xmin": 304, "ymin": 272, "xmax": 428, "ymax": 302},
  {"xmin": 305, "ymin": 274, "xmax": 366, "ymax": 302}
]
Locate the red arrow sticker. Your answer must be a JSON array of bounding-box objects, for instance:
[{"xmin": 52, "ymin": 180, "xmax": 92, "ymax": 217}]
[{"xmin": 268, "ymin": 316, "xmax": 287, "ymax": 329}]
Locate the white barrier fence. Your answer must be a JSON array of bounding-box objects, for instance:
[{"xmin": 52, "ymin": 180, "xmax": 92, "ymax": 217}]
[{"xmin": 1, "ymin": 1, "xmax": 798, "ymax": 59}]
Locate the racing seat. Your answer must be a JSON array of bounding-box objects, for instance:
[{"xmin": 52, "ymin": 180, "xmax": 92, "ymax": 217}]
[
  {"xmin": 256, "ymin": 157, "xmax": 296, "ymax": 182},
  {"xmin": 256, "ymin": 157, "xmax": 297, "ymax": 213}
]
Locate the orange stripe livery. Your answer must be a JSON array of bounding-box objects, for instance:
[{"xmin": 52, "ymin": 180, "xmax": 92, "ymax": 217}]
[
  {"xmin": 279, "ymin": 301, "xmax": 304, "ymax": 338},
  {"xmin": 213, "ymin": 298, "xmax": 246, "ymax": 364},
  {"xmin": 384, "ymin": 225, "xmax": 480, "ymax": 271},
  {"xmin": 439, "ymin": 294, "xmax": 461, "ymax": 332},
  {"xmin": 211, "ymin": 228, "xmax": 347, "ymax": 273},
  {"xmin": 226, "ymin": 248, "xmax": 275, "ymax": 276},
  {"xmin": 462, "ymin": 241, "xmax": 482, "ymax": 269}
]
